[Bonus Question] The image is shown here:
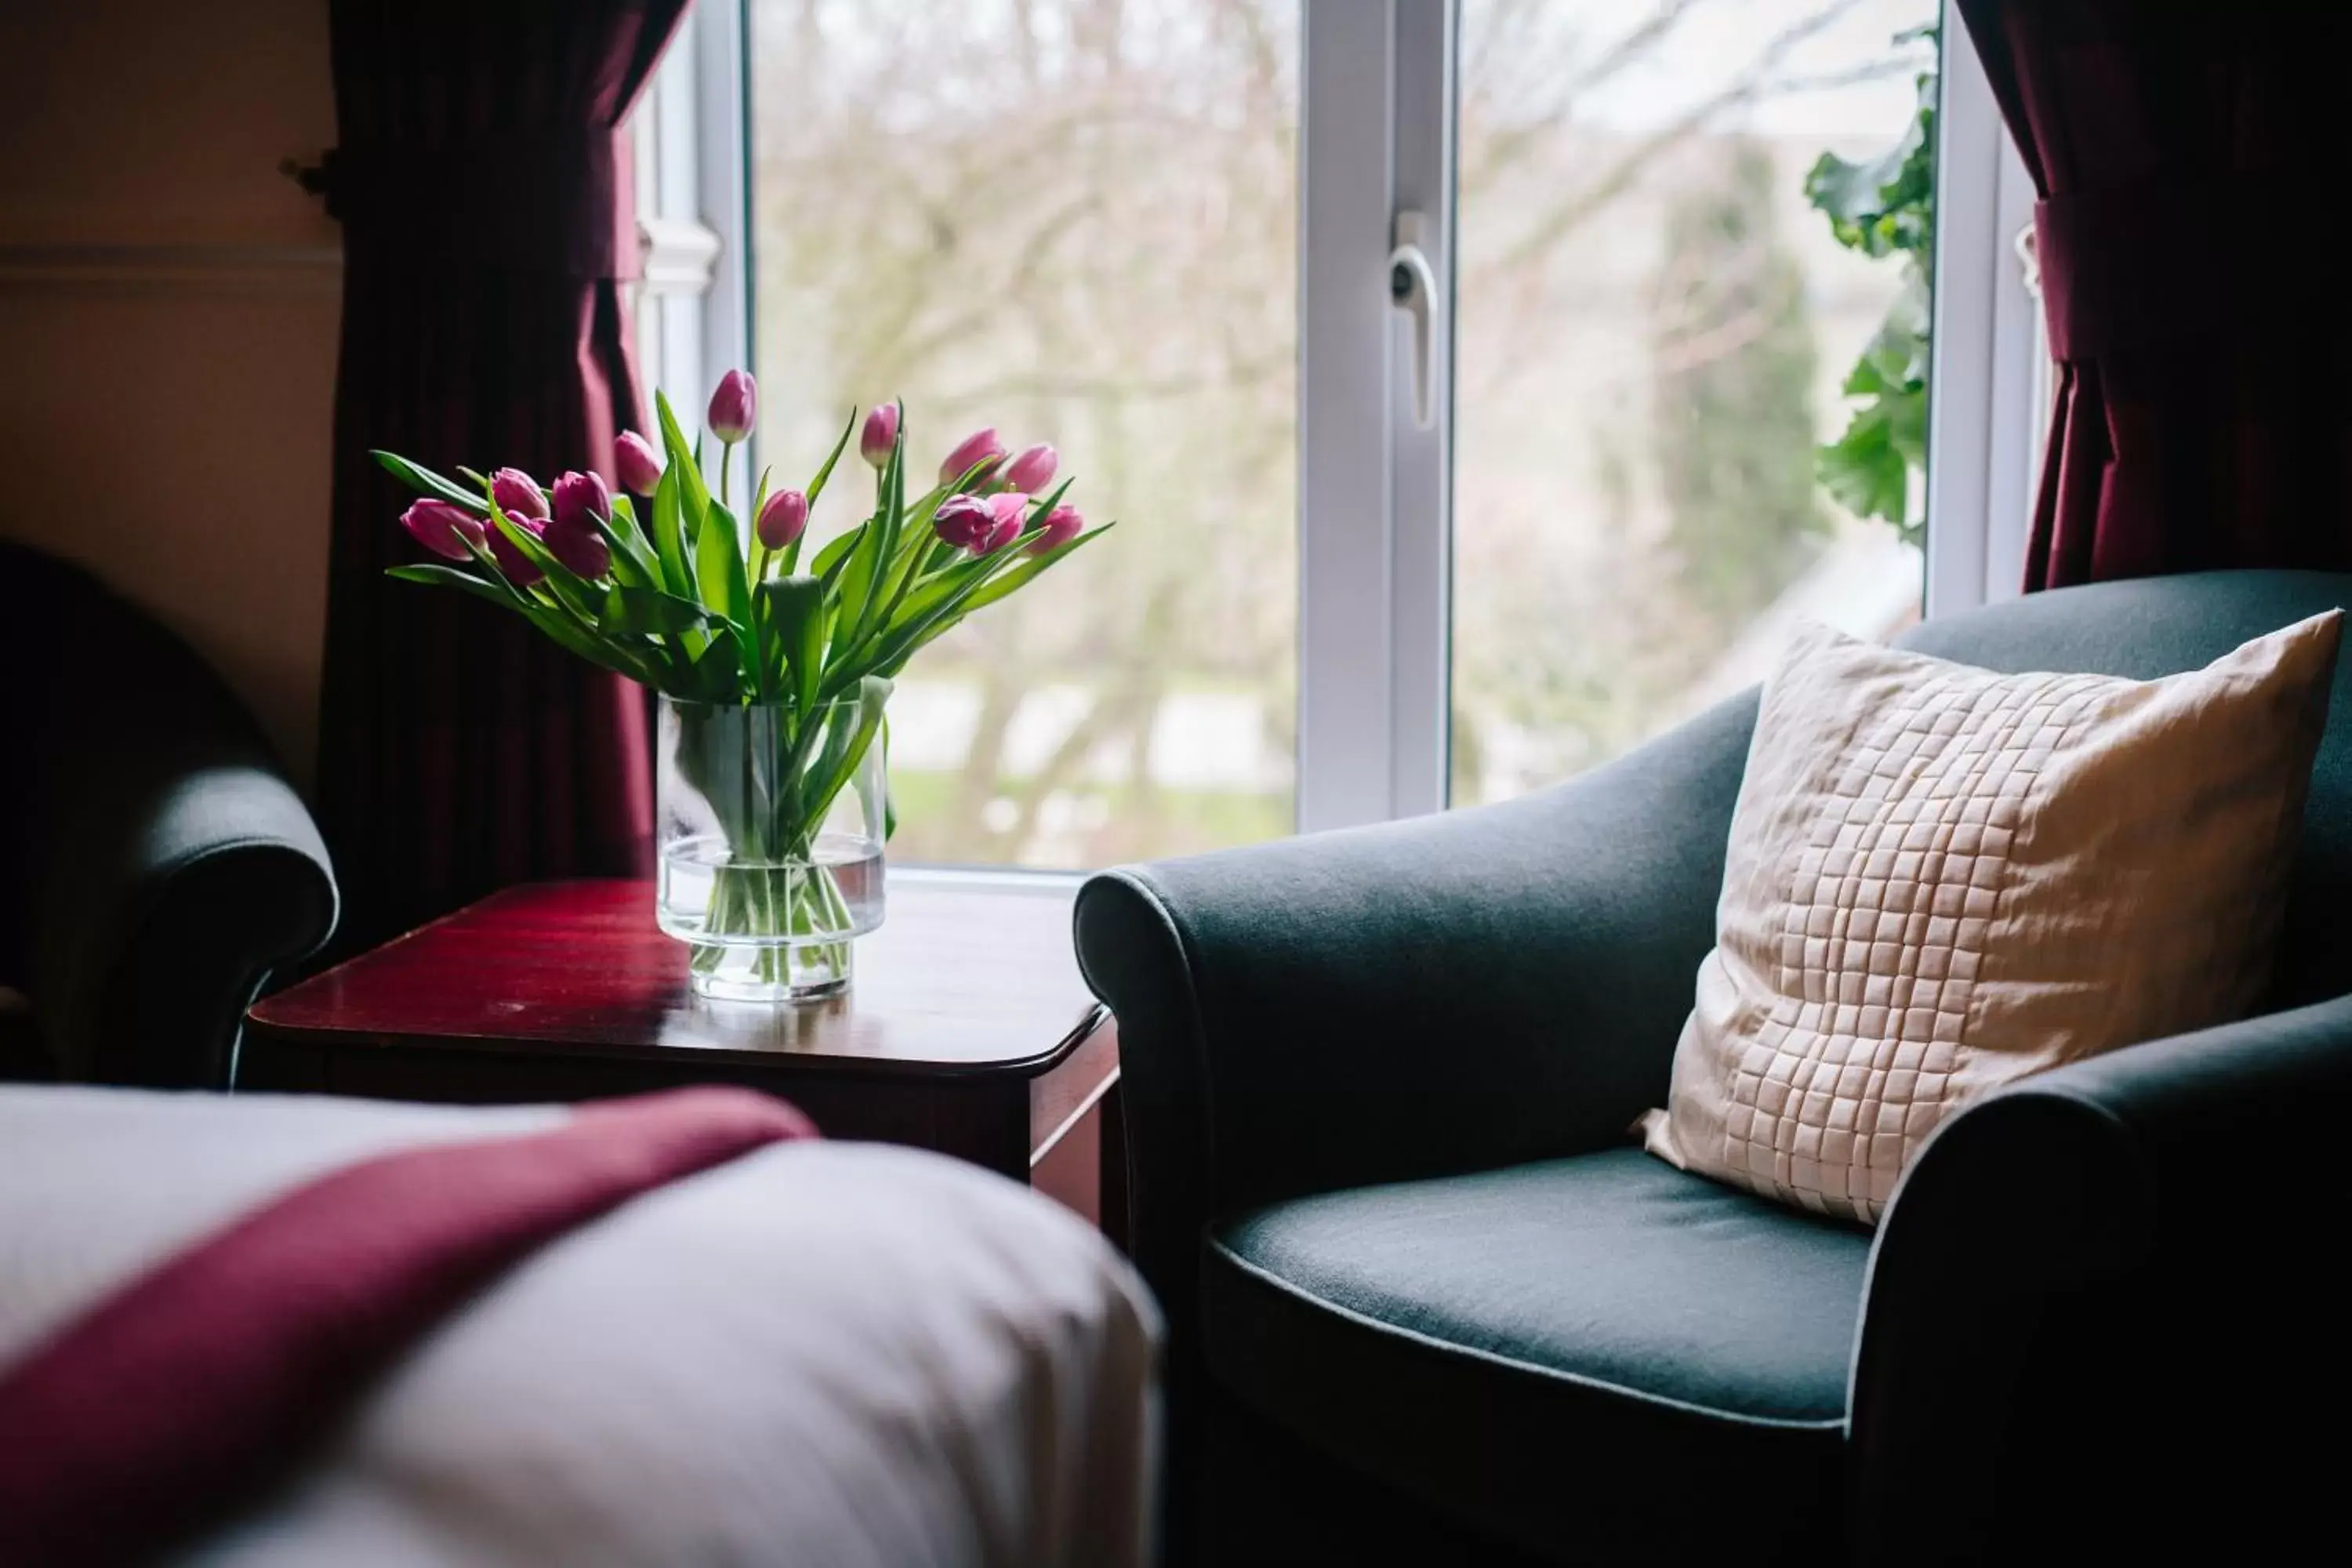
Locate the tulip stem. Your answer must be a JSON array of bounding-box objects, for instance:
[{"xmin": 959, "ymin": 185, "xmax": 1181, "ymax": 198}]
[
  {"xmin": 671, "ymin": 697, "xmax": 873, "ymax": 1000},
  {"xmin": 689, "ymin": 857, "xmax": 857, "ymax": 996}
]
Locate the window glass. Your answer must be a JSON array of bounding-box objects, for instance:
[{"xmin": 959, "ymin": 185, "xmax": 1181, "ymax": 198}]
[
  {"xmin": 746, "ymin": 1, "xmax": 1301, "ymax": 868},
  {"xmin": 1450, "ymin": 0, "xmax": 1938, "ymax": 803}
]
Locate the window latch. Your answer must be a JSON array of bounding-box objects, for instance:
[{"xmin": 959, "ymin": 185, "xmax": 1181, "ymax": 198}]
[{"xmin": 1388, "ymin": 210, "xmax": 1439, "ymax": 431}]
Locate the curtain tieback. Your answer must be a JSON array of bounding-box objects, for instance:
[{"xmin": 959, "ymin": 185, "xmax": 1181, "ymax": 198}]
[
  {"xmin": 2034, "ymin": 178, "xmax": 2300, "ymax": 362},
  {"xmin": 318, "ymin": 134, "xmax": 637, "ymax": 280}
]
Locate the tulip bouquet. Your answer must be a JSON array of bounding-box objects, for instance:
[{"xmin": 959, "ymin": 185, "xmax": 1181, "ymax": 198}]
[{"xmin": 379, "ymin": 368, "xmax": 1109, "ymax": 999}]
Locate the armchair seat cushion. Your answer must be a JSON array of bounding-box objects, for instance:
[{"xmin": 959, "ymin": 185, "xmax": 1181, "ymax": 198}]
[{"xmin": 1203, "ymin": 1149, "xmax": 1868, "ymax": 1562}]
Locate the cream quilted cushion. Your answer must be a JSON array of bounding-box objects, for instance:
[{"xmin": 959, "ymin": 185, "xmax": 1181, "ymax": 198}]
[{"xmin": 1639, "ymin": 611, "xmax": 2342, "ymax": 1226}]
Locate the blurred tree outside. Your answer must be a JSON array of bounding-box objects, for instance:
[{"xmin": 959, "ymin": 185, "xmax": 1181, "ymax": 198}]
[
  {"xmin": 1447, "ymin": 0, "xmax": 1932, "ymax": 800},
  {"xmin": 746, "ymin": 0, "xmax": 1934, "ymax": 862},
  {"xmin": 1650, "ymin": 138, "xmax": 1828, "ymax": 693}
]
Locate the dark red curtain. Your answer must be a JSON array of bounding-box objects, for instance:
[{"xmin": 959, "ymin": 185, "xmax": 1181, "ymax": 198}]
[
  {"xmin": 317, "ymin": 1, "xmax": 684, "ymax": 949},
  {"xmin": 1957, "ymin": 0, "xmax": 2352, "ymax": 590}
]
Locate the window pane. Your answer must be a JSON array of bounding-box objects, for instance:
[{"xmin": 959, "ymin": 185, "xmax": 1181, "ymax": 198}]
[
  {"xmin": 746, "ymin": 1, "xmax": 1299, "ymax": 869},
  {"xmin": 1451, "ymin": 0, "xmax": 1937, "ymax": 804}
]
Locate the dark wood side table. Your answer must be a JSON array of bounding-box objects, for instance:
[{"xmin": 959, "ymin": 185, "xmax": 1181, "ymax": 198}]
[{"xmin": 241, "ymin": 879, "xmax": 1123, "ymax": 1242}]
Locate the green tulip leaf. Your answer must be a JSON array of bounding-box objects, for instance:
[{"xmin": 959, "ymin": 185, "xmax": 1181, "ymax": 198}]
[
  {"xmin": 696, "ymin": 501, "xmax": 752, "ymax": 623},
  {"xmin": 655, "ymin": 389, "xmax": 713, "ymax": 548},
  {"xmin": 387, "ymin": 562, "xmax": 510, "ymax": 608},
  {"xmin": 594, "ymin": 514, "xmax": 660, "ymax": 592},
  {"xmin": 429, "ymin": 541, "xmax": 655, "ymax": 687},
  {"xmin": 842, "ymin": 438, "xmax": 908, "ymax": 656},
  {"xmin": 809, "ymin": 520, "xmax": 867, "ymax": 586},
  {"xmin": 606, "ymin": 493, "xmax": 658, "ymax": 561},
  {"xmin": 600, "ymin": 584, "xmax": 726, "ymax": 636},
  {"xmin": 758, "ymin": 573, "xmax": 826, "ymax": 715},
  {"xmin": 885, "ymin": 553, "xmax": 994, "ymax": 631},
  {"xmin": 649, "ymin": 464, "xmax": 694, "ymax": 602},
  {"xmin": 689, "ymin": 627, "xmax": 739, "ymax": 702},
  {"xmin": 954, "ymin": 521, "xmax": 1114, "ymax": 616},
  {"xmin": 372, "ymin": 451, "xmax": 485, "ymax": 513},
  {"xmin": 800, "ymin": 675, "xmax": 893, "ymax": 830}
]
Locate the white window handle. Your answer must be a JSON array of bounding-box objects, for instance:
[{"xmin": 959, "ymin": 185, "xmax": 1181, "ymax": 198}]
[{"xmin": 1388, "ymin": 210, "xmax": 1439, "ymax": 431}]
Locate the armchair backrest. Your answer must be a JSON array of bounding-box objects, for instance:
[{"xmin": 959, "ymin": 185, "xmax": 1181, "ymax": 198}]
[{"xmin": 0, "ymin": 539, "xmax": 336, "ymax": 1085}]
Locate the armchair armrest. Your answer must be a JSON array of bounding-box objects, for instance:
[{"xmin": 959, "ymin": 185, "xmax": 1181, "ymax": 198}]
[
  {"xmin": 1849, "ymin": 993, "xmax": 2352, "ymax": 1563},
  {"xmin": 1074, "ymin": 693, "xmax": 1756, "ymax": 1316},
  {"xmin": 24, "ymin": 610, "xmax": 336, "ymax": 1090}
]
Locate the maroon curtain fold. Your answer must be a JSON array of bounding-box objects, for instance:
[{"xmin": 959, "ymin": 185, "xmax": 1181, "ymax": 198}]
[
  {"xmin": 1956, "ymin": 0, "xmax": 2352, "ymax": 590},
  {"xmin": 317, "ymin": 0, "xmax": 685, "ymax": 950}
]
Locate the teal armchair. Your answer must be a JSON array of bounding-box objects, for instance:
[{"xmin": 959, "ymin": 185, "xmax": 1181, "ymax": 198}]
[
  {"xmin": 0, "ymin": 542, "xmax": 338, "ymax": 1088},
  {"xmin": 1077, "ymin": 571, "xmax": 2352, "ymax": 1565}
]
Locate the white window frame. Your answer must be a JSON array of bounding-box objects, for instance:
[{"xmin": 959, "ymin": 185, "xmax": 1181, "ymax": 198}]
[
  {"xmin": 663, "ymin": 0, "xmax": 2044, "ymax": 848},
  {"xmin": 1297, "ymin": 0, "xmax": 1454, "ymax": 832},
  {"xmin": 630, "ymin": 0, "xmax": 751, "ymax": 425},
  {"xmin": 1922, "ymin": 0, "xmax": 2042, "ymax": 616}
]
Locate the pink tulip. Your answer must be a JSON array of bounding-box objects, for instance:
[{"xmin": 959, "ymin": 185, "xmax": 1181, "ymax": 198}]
[
  {"xmin": 981, "ymin": 492, "xmax": 1029, "ymax": 554},
  {"xmin": 615, "ymin": 430, "xmax": 663, "ymax": 496},
  {"xmin": 1001, "ymin": 443, "xmax": 1057, "ymax": 495},
  {"xmin": 545, "ymin": 521, "xmax": 610, "ymax": 579},
  {"xmin": 860, "ymin": 402, "xmax": 900, "ymax": 470},
  {"xmin": 708, "ymin": 369, "xmax": 757, "ymax": 445},
  {"xmin": 938, "ymin": 426, "xmax": 1007, "ymax": 488},
  {"xmin": 488, "ymin": 514, "xmax": 546, "ymax": 585},
  {"xmin": 1027, "ymin": 503, "xmax": 1083, "ymax": 555},
  {"xmin": 550, "ymin": 469, "xmax": 612, "ymax": 535},
  {"xmin": 399, "ymin": 499, "xmax": 486, "ymax": 562},
  {"xmin": 489, "ymin": 468, "xmax": 546, "ymax": 520},
  {"xmin": 933, "ymin": 494, "xmax": 996, "ymax": 552},
  {"xmin": 757, "ymin": 488, "xmax": 808, "ymax": 550}
]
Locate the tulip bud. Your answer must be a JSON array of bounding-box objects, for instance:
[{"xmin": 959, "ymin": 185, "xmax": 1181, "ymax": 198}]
[
  {"xmin": 487, "ymin": 514, "xmax": 546, "ymax": 585},
  {"xmin": 399, "ymin": 499, "xmax": 486, "ymax": 562},
  {"xmin": 489, "ymin": 468, "xmax": 546, "ymax": 520},
  {"xmin": 546, "ymin": 522, "xmax": 610, "ymax": 579},
  {"xmin": 708, "ymin": 368, "xmax": 757, "ymax": 445},
  {"xmin": 933, "ymin": 494, "xmax": 996, "ymax": 552},
  {"xmin": 981, "ymin": 492, "xmax": 1029, "ymax": 554},
  {"xmin": 938, "ymin": 426, "xmax": 1007, "ymax": 488},
  {"xmin": 550, "ymin": 469, "xmax": 612, "ymax": 535},
  {"xmin": 615, "ymin": 430, "xmax": 663, "ymax": 496},
  {"xmin": 860, "ymin": 402, "xmax": 900, "ymax": 470},
  {"xmin": 1000, "ymin": 443, "xmax": 1058, "ymax": 495},
  {"xmin": 1028, "ymin": 503, "xmax": 1083, "ymax": 556},
  {"xmin": 757, "ymin": 488, "xmax": 808, "ymax": 550}
]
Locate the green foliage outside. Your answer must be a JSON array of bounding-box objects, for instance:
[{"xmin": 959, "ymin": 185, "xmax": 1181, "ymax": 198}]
[{"xmin": 1806, "ymin": 28, "xmax": 1936, "ymax": 548}]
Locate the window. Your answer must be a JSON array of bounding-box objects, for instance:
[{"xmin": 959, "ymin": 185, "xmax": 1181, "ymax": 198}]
[
  {"xmin": 644, "ymin": 0, "xmax": 2042, "ymax": 870},
  {"xmin": 1449, "ymin": 0, "xmax": 1940, "ymax": 804},
  {"xmin": 746, "ymin": 2, "xmax": 1300, "ymax": 869}
]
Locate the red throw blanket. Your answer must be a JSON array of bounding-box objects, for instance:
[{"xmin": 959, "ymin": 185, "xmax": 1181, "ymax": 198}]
[{"xmin": 0, "ymin": 1087, "xmax": 815, "ymax": 1567}]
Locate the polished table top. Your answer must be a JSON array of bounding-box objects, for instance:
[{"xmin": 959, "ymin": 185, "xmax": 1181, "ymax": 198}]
[{"xmin": 247, "ymin": 877, "xmax": 1102, "ymax": 1080}]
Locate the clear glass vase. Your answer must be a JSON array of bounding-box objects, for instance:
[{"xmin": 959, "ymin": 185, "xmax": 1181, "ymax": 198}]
[{"xmin": 655, "ymin": 695, "xmax": 887, "ymax": 1002}]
